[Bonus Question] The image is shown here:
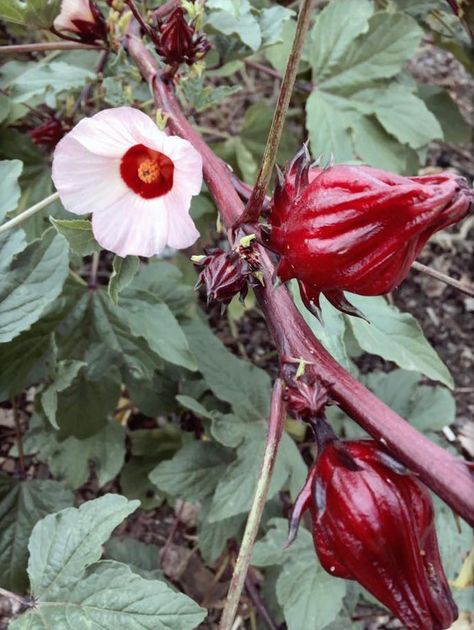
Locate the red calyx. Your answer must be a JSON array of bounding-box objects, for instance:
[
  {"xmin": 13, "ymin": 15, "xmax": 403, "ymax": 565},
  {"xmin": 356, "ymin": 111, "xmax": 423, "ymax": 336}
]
[
  {"xmin": 193, "ymin": 249, "xmax": 251, "ymax": 306},
  {"xmin": 288, "ymin": 438, "xmax": 458, "ymax": 630},
  {"xmin": 29, "ymin": 117, "xmax": 65, "ymax": 148},
  {"xmin": 265, "ymin": 149, "xmax": 473, "ymax": 317},
  {"xmin": 154, "ymin": 8, "xmax": 211, "ymax": 66}
]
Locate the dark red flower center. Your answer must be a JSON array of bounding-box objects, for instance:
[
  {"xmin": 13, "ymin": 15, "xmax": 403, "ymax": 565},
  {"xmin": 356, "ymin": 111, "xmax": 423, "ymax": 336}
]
[{"xmin": 120, "ymin": 144, "xmax": 174, "ymax": 199}]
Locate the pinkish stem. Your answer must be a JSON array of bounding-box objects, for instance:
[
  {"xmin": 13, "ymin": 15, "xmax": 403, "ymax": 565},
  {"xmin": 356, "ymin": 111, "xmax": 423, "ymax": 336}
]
[{"xmin": 125, "ymin": 28, "xmax": 474, "ymax": 527}]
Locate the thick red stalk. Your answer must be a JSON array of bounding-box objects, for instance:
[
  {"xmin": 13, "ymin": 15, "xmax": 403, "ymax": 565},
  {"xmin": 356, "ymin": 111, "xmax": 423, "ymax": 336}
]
[{"xmin": 125, "ymin": 30, "xmax": 474, "ymax": 526}]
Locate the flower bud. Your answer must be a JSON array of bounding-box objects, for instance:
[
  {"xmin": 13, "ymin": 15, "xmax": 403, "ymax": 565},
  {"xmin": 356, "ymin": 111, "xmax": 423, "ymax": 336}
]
[
  {"xmin": 288, "ymin": 438, "xmax": 458, "ymax": 630},
  {"xmin": 266, "ymin": 150, "xmax": 473, "ymax": 316},
  {"xmin": 155, "ymin": 7, "xmax": 210, "ymax": 66},
  {"xmin": 193, "ymin": 249, "xmax": 250, "ymax": 306},
  {"xmin": 29, "ymin": 117, "xmax": 65, "ymax": 148},
  {"xmin": 53, "ymin": 0, "xmax": 107, "ymax": 44}
]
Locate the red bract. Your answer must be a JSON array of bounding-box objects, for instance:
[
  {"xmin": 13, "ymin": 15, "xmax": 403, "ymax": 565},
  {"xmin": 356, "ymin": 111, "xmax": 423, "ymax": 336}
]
[
  {"xmin": 193, "ymin": 249, "xmax": 250, "ymax": 305},
  {"xmin": 155, "ymin": 8, "xmax": 210, "ymax": 66},
  {"xmin": 29, "ymin": 117, "xmax": 65, "ymax": 148},
  {"xmin": 289, "ymin": 438, "xmax": 458, "ymax": 630},
  {"xmin": 266, "ymin": 151, "xmax": 473, "ymax": 316}
]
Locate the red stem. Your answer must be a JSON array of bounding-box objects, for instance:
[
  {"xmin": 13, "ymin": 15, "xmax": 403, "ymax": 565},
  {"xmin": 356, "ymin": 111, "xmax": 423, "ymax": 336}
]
[{"xmin": 125, "ymin": 30, "xmax": 474, "ymax": 527}]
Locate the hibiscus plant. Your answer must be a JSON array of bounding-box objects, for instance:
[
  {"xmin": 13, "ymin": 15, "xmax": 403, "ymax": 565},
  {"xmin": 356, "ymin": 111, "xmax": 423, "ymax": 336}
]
[{"xmin": 0, "ymin": 1, "xmax": 473, "ymax": 630}]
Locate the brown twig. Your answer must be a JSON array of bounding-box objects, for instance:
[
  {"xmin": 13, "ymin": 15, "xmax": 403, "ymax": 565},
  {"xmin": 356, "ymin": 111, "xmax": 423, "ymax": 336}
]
[
  {"xmin": 244, "ymin": 59, "xmax": 312, "ymax": 93},
  {"xmin": 125, "ymin": 21, "xmax": 474, "ymax": 528},
  {"xmin": 238, "ymin": 0, "xmax": 314, "ymax": 225},
  {"xmin": 11, "ymin": 398, "xmax": 25, "ymax": 478},
  {"xmin": 219, "ymin": 379, "xmax": 286, "ymax": 629},
  {"xmin": 71, "ymin": 49, "xmax": 110, "ymax": 116},
  {"xmin": 245, "ymin": 571, "xmax": 279, "ymax": 630},
  {"xmin": 0, "ymin": 41, "xmax": 101, "ymax": 54},
  {"xmin": 412, "ymin": 261, "xmax": 474, "ymax": 297}
]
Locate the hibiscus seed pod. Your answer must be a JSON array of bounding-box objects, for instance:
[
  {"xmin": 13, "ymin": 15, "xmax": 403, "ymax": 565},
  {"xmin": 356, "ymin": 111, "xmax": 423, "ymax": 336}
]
[
  {"xmin": 266, "ymin": 149, "xmax": 473, "ymax": 317},
  {"xmin": 155, "ymin": 8, "xmax": 211, "ymax": 66},
  {"xmin": 288, "ymin": 434, "xmax": 458, "ymax": 630},
  {"xmin": 193, "ymin": 249, "xmax": 250, "ymax": 306}
]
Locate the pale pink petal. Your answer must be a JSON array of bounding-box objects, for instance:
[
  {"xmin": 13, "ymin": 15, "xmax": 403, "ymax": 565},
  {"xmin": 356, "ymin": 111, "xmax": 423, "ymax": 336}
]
[
  {"xmin": 64, "ymin": 108, "xmax": 148, "ymax": 158},
  {"xmin": 162, "ymin": 135, "xmax": 203, "ymax": 195},
  {"xmin": 52, "ymin": 134, "xmax": 128, "ymax": 215},
  {"xmin": 54, "ymin": 0, "xmax": 94, "ymax": 32},
  {"xmin": 92, "ymin": 195, "xmax": 170, "ymax": 257},
  {"xmin": 160, "ymin": 186, "xmax": 200, "ymax": 249}
]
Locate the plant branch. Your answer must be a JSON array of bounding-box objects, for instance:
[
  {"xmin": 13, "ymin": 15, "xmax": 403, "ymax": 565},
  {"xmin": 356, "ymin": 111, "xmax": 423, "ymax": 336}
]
[
  {"xmin": 412, "ymin": 261, "xmax": 474, "ymax": 297},
  {"xmin": 0, "ymin": 192, "xmax": 59, "ymax": 235},
  {"xmin": 126, "ymin": 22, "xmax": 474, "ymax": 527},
  {"xmin": 244, "ymin": 59, "xmax": 312, "ymax": 93},
  {"xmin": 0, "ymin": 42, "xmax": 101, "ymax": 53},
  {"xmin": 238, "ymin": 0, "xmax": 314, "ymax": 225},
  {"xmin": 219, "ymin": 379, "xmax": 286, "ymax": 630}
]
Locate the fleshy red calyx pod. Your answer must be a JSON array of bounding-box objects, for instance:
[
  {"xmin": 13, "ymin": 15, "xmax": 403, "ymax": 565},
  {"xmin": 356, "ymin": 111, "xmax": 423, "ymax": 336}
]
[
  {"xmin": 193, "ymin": 249, "xmax": 251, "ymax": 306},
  {"xmin": 155, "ymin": 8, "xmax": 210, "ymax": 66},
  {"xmin": 266, "ymin": 149, "xmax": 473, "ymax": 317},
  {"xmin": 29, "ymin": 117, "xmax": 65, "ymax": 148},
  {"xmin": 288, "ymin": 436, "xmax": 458, "ymax": 630},
  {"xmin": 53, "ymin": 0, "xmax": 108, "ymax": 44}
]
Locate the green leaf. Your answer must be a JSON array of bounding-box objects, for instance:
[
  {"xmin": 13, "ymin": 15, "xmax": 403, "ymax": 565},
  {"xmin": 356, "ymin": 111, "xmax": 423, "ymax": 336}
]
[
  {"xmin": 0, "ymin": 159, "xmax": 23, "ymax": 222},
  {"xmin": 352, "ymin": 115, "xmax": 417, "ymax": 174},
  {"xmin": 277, "ymin": 554, "xmax": 346, "ymax": 630},
  {"xmin": 259, "ymin": 5, "xmax": 293, "ymax": 47},
  {"xmin": 292, "ymin": 285, "xmax": 352, "ymax": 370},
  {"xmin": 0, "ymin": 229, "xmax": 26, "ymax": 272},
  {"xmin": 27, "ymin": 495, "xmax": 139, "ymax": 595},
  {"xmin": 13, "ymin": 495, "xmax": 206, "ymax": 629},
  {"xmin": 108, "ymin": 255, "xmax": 140, "ymax": 305},
  {"xmin": 197, "ymin": 498, "xmax": 245, "ymax": 564},
  {"xmin": 0, "ymin": 93, "xmax": 11, "ymax": 123},
  {"xmin": 365, "ymin": 369, "xmax": 455, "ymax": 433},
  {"xmin": 13, "ymin": 560, "xmax": 207, "ymax": 629},
  {"xmin": 253, "ymin": 519, "xmax": 346, "ymax": 630},
  {"xmin": 305, "ymin": 90, "xmax": 354, "ymax": 162},
  {"xmin": 207, "ymin": 8, "xmax": 261, "ymax": 50},
  {"xmin": 179, "ymin": 75, "xmax": 242, "ymax": 112},
  {"xmin": 419, "ymin": 85, "xmax": 472, "ymax": 145},
  {"xmin": 104, "ymin": 537, "xmax": 163, "ymax": 580},
  {"xmin": 0, "ymin": 0, "xmax": 26, "ymax": 24},
  {"xmin": 4, "ymin": 60, "xmax": 95, "ymax": 106},
  {"xmin": 319, "ymin": 13, "xmax": 423, "ymax": 92},
  {"xmin": 184, "ymin": 318, "xmax": 271, "ymax": 421},
  {"xmin": 240, "ymin": 103, "xmax": 298, "ymax": 166},
  {"xmin": 55, "ymin": 367, "xmax": 121, "ymax": 439},
  {"xmin": 48, "ymin": 421, "xmax": 126, "ymax": 489},
  {"xmin": 124, "ymin": 296, "xmax": 197, "ymax": 371},
  {"xmin": 150, "ymin": 441, "xmax": 232, "ymax": 501},
  {"xmin": 0, "ymin": 327, "xmax": 54, "ymax": 402},
  {"xmin": 0, "ymin": 229, "xmax": 69, "ymax": 343},
  {"xmin": 210, "ymin": 412, "xmax": 248, "ymax": 448},
  {"xmin": 309, "ymin": 0, "xmax": 373, "ymax": 81},
  {"xmin": 41, "ymin": 360, "xmax": 85, "ymax": 429},
  {"xmin": 353, "ymin": 85, "xmax": 443, "ymax": 149},
  {"xmin": 50, "ymin": 218, "xmax": 100, "ymax": 256},
  {"xmin": 208, "ymin": 425, "xmax": 305, "ymax": 521},
  {"xmin": 0, "ymin": 475, "xmax": 73, "ymax": 592},
  {"xmin": 263, "ymin": 19, "xmax": 297, "ymax": 74},
  {"xmin": 23, "ymin": 0, "xmax": 61, "ymax": 28},
  {"xmin": 133, "ymin": 259, "xmax": 194, "ymax": 317},
  {"xmin": 120, "ymin": 458, "xmax": 164, "ymax": 510},
  {"xmin": 346, "ymin": 294, "xmax": 453, "ymax": 388}
]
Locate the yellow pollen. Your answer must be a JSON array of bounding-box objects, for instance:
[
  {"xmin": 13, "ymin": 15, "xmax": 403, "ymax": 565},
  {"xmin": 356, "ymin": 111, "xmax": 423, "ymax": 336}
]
[{"xmin": 138, "ymin": 159, "xmax": 160, "ymax": 183}]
